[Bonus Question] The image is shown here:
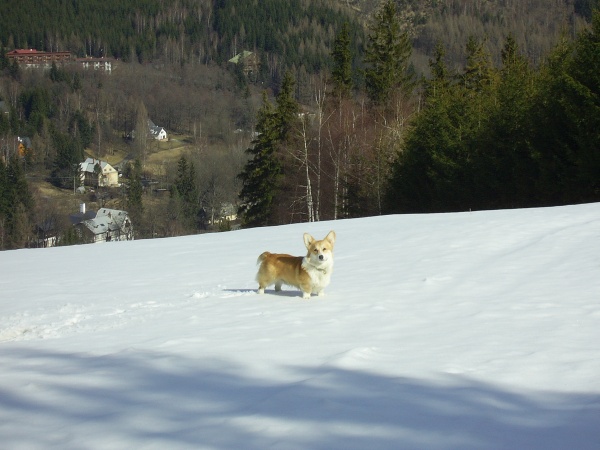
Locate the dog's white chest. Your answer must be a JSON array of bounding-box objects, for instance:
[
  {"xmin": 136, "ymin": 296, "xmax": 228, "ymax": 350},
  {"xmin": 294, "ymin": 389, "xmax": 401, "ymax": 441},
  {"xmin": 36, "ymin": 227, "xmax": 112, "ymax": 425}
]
[{"xmin": 302, "ymin": 258, "xmax": 333, "ymax": 293}]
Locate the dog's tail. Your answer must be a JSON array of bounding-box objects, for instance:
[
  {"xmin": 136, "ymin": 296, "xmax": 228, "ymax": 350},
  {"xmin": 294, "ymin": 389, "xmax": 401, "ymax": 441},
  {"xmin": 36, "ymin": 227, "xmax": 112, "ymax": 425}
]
[{"xmin": 257, "ymin": 251, "xmax": 270, "ymax": 265}]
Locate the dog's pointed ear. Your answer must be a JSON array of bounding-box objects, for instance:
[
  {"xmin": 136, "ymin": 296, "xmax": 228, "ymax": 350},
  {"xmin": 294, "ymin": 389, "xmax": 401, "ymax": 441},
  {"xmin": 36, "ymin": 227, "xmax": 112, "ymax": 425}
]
[
  {"xmin": 325, "ymin": 230, "xmax": 336, "ymax": 246},
  {"xmin": 303, "ymin": 233, "xmax": 314, "ymax": 249}
]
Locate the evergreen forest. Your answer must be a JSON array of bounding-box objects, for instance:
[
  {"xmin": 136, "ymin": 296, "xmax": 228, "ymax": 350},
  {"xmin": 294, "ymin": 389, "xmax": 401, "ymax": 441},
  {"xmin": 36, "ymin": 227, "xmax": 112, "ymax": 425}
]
[
  {"xmin": 0, "ymin": 0, "xmax": 599, "ymax": 250},
  {"xmin": 0, "ymin": 0, "xmax": 362, "ymax": 78}
]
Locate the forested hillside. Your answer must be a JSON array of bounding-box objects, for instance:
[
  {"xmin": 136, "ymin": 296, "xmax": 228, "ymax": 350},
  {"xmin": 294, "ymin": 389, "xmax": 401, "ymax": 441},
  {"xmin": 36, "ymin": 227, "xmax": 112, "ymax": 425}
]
[
  {"xmin": 0, "ymin": 0, "xmax": 599, "ymax": 250},
  {"xmin": 0, "ymin": 0, "xmax": 361, "ymax": 80},
  {"xmin": 3, "ymin": 0, "xmax": 595, "ymax": 76},
  {"xmin": 342, "ymin": 0, "xmax": 598, "ymax": 72},
  {"xmin": 413, "ymin": 0, "xmax": 590, "ymax": 71}
]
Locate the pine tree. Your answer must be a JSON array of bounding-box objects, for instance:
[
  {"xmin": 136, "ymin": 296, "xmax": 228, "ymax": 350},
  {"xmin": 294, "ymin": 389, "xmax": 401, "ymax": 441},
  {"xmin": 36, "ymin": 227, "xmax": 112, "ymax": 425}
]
[
  {"xmin": 386, "ymin": 41, "xmax": 478, "ymax": 213},
  {"xmin": 127, "ymin": 158, "xmax": 144, "ymax": 220},
  {"xmin": 69, "ymin": 110, "xmax": 94, "ymax": 150},
  {"xmin": 50, "ymin": 130, "xmax": 83, "ymax": 189},
  {"xmin": 533, "ymin": 11, "xmax": 600, "ymax": 204},
  {"xmin": 476, "ymin": 35, "xmax": 537, "ymax": 208},
  {"xmin": 331, "ymin": 22, "xmax": 353, "ymax": 99},
  {"xmin": 563, "ymin": 11, "xmax": 600, "ymax": 201},
  {"xmin": 9, "ymin": 202, "xmax": 31, "ymax": 249},
  {"xmin": 423, "ymin": 42, "xmax": 451, "ymax": 102},
  {"xmin": 49, "ymin": 62, "xmax": 66, "ymax": 83},
  {"xmin": 364, "ymin": 0, "xmax": 414, "ymax": 105},
  {"xmin": 135, "ymin": 100, "xmax": 149, "ymax": 163},
  {"xmin": 8, "ymin": 59, "xmax": 20, "ymax": 81},
  {"xmin": 4, "ymin": 156, "xmax": 34, "ymax": 249},
  {"xmin": 238, "ymin": 72, "xmax": 300, "ymax": 227},
  {"xmin": 275, "ymin": 71, "xmax": 299, "ymax": 142},
  {"xmin": 389, "ymin": 87, "xmax": 473, "ymax": 212},
  {"xmin": 463, "ymin": 36, "xmax": 495, "ymax": 94},
  {"xmin": 0, "ymin": 111, "xmax": 9, "ymax": 141},
  {"xmin": 238, "ymin": 92, "xmax": 281, "ymax": 227},
  {"xmin": 0, "ymin": 159, "xmax": 8, "ymax": 249},
  {"xmin": 172, "ymin": 156, "xmax": 199, "ymax": 229}
]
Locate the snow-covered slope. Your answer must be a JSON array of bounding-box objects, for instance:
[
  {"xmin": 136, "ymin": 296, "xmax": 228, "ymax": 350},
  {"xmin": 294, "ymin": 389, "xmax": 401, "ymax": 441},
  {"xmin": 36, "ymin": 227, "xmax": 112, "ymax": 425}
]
[{"xmin": 1, "ymin": 203, "xmax": 599, "ymax": 449}]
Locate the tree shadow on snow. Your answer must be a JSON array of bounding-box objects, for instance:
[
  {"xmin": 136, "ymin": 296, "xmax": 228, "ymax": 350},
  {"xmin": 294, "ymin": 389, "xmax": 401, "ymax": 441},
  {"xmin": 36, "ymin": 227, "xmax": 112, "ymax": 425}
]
[{"xmin": 1, "ymin": 347, "xmax": 599, "ymax": 449}]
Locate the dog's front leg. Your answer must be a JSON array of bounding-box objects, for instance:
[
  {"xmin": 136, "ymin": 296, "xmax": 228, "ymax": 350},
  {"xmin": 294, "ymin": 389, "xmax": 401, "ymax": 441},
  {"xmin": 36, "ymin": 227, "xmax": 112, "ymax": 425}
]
[{"xmin": 300, "ymin": 281, "xmax": 312, "ymax": 299}]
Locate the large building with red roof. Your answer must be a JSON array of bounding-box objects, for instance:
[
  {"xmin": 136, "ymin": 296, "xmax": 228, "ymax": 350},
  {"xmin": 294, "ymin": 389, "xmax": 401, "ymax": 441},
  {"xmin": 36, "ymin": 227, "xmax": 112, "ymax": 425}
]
[{"xmin": 6, "ymin": 49, "xmax": 72, "ymax": 68}]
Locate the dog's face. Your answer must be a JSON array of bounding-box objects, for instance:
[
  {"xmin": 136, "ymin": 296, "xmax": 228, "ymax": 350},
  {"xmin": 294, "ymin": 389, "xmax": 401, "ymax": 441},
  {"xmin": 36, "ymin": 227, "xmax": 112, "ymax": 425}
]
[{"xmin": 304, "ymin": 231, "xmax": 336, "ymax": 265}]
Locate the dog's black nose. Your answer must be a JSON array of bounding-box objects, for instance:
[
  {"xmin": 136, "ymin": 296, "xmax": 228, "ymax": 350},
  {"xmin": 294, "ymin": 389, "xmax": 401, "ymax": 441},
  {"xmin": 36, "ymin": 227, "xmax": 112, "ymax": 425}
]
[{"xmin": 319, "ymin": 255, "xmax": 324, "ymax": 260}]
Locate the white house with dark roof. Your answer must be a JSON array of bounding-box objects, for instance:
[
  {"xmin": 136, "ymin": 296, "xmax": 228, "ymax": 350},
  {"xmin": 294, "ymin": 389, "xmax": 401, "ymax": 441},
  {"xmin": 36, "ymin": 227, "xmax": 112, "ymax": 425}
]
[
  {"xmin": 70, "ymin": 204, "xmax": 133, "ymax": 243},
  {"xmin": 148, "ymin": 119, "xmax": 167, "ymax": 141}
]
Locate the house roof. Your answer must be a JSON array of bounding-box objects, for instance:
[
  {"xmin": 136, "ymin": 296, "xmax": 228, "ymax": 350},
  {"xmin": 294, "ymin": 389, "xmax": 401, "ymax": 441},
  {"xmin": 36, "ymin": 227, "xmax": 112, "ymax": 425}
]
[
  {"xmin": 69, "ymin": 210, "xmax": 97, "ymax": 225},
  {"xmin": 228, "ymin": 51, "xmax": 254, "ymax": 64},
  {"xmin": 7, "ymin": 49, "xmax": 70, "ymax": 56},
  {"xmin": 80, "ymin": 157, "xmax": 116, "ymax": 174},
  {"xmin": 36, "ymin": 218, "xmax": 57, "ymax": 233},
  {"xmin": 97, "ymin": 208, "xmax": 129, "ymax": 223},
  {"xmin": 147, "ymin": 119, "xmax": 166, "ymax": 137},
  {"xmin": 80, "ymin": 208, "xmax": 130, "ymax": 235},
  {"xmin": 7, "ymin": 49, "xmax": 40, "ymax": 55},
  {"xmin": 18, "ymin": 136, "xmax": 32, "ymax": 149}
]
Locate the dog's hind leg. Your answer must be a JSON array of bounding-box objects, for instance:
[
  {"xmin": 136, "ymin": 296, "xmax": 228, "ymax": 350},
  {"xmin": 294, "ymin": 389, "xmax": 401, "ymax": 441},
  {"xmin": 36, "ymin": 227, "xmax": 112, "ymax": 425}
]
[
  {"xmin": 256, "ymin": 262, "xmax": 272, "ymax": 294},
  {"xmin": 274, "ymin": 280, "xmax": 283, "ymax": 291},
  {"xmin": 256, "ymin": 278, "xmax": 267, "ymax": 294}
]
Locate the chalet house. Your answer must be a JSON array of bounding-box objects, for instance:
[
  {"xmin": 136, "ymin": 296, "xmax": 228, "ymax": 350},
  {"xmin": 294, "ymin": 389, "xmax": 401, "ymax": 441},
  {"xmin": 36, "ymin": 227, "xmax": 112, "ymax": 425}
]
[
  {"xmin": 18, "ymin": 137, "xmax": 33, "ymax": 157},
  {"xmin": 34, "ymin": 219, "xmax": 58, "ymax": 248},
  {"xmin": 70, "ymin": 204, "xmax": 134, "ymax": 244},
  {"xmin": 208, "ymin": 203, "xmax": 237, "ymax": 224},
  {"xmin": 6, "ymin": 49, "xmax": 71, "ymax": 69},
  {"xmin": 80, "ymin": 157, "xmax": 119, "ymax": 187},
  {"xmin": 228, "ymin": 51, "xmax": 259, "ymax": 76},
  {"xmin": 148, "ymin": 119, "xmax": 167, "ymax": 141}
]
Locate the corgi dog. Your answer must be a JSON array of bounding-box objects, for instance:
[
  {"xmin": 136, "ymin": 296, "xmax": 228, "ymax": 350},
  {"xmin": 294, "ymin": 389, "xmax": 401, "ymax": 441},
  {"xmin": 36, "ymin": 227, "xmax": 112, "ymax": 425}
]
[{"xmin": 256, "ymin": 231, "xmax": 336, "ymax": 299}]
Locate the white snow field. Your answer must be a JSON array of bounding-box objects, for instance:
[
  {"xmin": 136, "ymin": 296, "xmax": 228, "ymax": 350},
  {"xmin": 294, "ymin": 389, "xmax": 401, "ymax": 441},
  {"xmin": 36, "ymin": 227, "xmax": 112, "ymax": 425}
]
[{"xmin": 1, "ymin": 203, "xmax": 599, "ymax": 449}]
